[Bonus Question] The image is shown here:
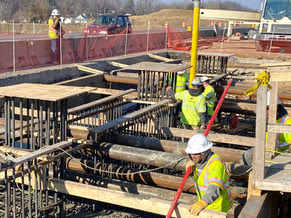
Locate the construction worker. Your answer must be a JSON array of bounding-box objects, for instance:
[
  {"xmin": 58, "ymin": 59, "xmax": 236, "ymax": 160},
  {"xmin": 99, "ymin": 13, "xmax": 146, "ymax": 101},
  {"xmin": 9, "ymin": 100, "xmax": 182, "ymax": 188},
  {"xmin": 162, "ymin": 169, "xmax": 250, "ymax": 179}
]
[
  {"xmin": 175, "ymin": 70, "xmax": 189, "ymax": 93},
  {"xmin": 200, "ymin": 76, "xmax": 216, "ymax": 122},
  {"xmin": 240, "ymin": 92, "xmax": 291, "ymax": 166},
  {"xmin": 48, "ymin": 9, "xmax": 64, "ymax": 64},
  {"xmin": 167, "ymin": 78, "xmax": 207, "ymax": 130},
  {"xmin": 185, "ymin": 134, "xmax": 233, "ymax": 215}
]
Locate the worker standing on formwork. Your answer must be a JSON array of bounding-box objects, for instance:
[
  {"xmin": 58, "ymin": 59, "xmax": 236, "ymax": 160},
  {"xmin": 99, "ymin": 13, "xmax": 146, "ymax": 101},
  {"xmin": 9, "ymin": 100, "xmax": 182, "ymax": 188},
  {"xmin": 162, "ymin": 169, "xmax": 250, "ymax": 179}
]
[
  {"xmin": 48, "ymin": 9, "xmax": 64, "ymax": 64},
  {"xmin": 240, "ymin": 92, "xmax": 291, "ymax": 166},
  {"xmin": 200, "ymin": 76, "xmax": 216, "ymax": 124},
  {"xmin": 185, "ymin": 134, "xmax": 233, "ymax": 215},
  {"xmin": 167, "ymin": 78, "xmax": 207, "ymax": 130}
]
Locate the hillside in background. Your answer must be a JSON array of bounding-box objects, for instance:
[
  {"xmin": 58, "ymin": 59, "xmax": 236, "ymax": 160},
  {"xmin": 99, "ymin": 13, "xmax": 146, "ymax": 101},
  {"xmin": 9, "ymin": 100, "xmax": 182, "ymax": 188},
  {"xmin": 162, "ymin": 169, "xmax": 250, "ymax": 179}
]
[{"xmin": 131, "ymin": 9, "xmax": 222, "ymax": 29}]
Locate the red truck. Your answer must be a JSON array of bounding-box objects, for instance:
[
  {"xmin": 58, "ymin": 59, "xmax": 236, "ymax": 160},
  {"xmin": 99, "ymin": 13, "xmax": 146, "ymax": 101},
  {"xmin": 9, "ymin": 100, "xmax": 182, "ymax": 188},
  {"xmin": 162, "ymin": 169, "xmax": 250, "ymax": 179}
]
[{"xmin": 84, "ymin": 14, "xmax": 132, "ymax": 35}]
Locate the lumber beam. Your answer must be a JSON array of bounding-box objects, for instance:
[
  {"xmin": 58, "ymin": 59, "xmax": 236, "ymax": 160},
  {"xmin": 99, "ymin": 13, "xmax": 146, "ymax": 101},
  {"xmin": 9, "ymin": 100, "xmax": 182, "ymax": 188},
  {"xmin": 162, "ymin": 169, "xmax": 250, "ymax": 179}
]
[
  {"xmin": 148, "ymin": 53, "xmax": 181, "ymax": 63},
  {"xmin": 238, "ymin": 193, "xmax": 279, "ymax": 218},
  {"xmin": 109, "ymin": 61, "xmax": 129, "ymax": 68},
  {"xmin": 104, "ymin": 75, "xmax": 138, "ymax": 85},
  {"xmin": 74, "ymin": 64, "xmax": 104, "ymax": 74},
  {"xmin": 161, "ymin": 127, "xmax": 255, "ymax": 147},
  {"xmin": 66, "ymin": 170, "xmax": 195, "ymax": 204},
  {"xmin": 47, "ymin": 178, "xmax": 226, "ymax": 218}
]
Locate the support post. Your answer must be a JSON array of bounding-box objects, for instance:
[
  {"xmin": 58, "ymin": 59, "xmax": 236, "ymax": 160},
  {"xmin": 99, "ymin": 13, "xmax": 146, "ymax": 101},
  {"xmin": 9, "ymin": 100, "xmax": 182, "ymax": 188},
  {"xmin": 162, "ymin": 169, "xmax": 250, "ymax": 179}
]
[
  {"xmin": 252, "ymin": 85, "xmax": 268, "ymax": 194},
  {"xmin": 266, "ymin": 82, "xmax": 278, "ymax": 159},
  {"xmin": 190, "ymin": 0, "xmax": 200, "ymax": 84}
]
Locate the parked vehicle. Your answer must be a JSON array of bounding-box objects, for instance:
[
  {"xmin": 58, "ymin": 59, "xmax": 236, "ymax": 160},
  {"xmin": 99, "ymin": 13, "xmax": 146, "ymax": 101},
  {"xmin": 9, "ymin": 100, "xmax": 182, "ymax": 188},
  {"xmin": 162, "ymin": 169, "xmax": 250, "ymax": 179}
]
[
  {"xmin": 256, "ymin": 0, "xmax": 291, "ymax": 51},
  {"xmin": 84, "ymin": 14, "xmax": 132, "ymax": 35}
]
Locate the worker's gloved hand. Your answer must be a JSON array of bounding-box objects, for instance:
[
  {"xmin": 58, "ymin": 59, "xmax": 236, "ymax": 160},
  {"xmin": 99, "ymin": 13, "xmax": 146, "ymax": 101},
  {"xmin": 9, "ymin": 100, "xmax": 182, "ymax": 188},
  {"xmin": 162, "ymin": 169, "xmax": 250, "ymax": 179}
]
[
  {"xmin": 189, "ymin": 200, "xmax": 208, "ymax": 216},
  {"xmin": 166, "ymin": 86, "xmax": 172, "ymax": 93},
  {"xmin": 201, "ymin": 124, "xmax": 206, "ymax": 129},
  {"xmin": 185, "ymin": 160, "xmax": 195, "ymax": 171}
]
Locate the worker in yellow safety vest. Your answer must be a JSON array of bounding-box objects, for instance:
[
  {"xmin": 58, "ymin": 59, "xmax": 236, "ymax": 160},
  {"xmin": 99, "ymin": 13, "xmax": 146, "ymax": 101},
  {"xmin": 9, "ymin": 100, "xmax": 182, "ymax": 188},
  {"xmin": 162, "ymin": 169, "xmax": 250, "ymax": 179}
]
[
  {"xmin": 200, "ymin": 76, "xmax": 216, "ymax": 123},
  {"xmin": 167, "ymin": 78, "xmax": 207, "ymax": 130},
  {"xmin": 48, "ymin": 9, "xmax": 64, "ymax": 64},
  {"xmin": 175, "ymin": 70, "xmax": 189, "ymax": 93},
  {"xmin": 240, "ymin": 92, "xmax": 291, "ymax": 165},
  {"xmin": 185, "ymin": 134, "xmax": 233, "ymax": 215}
]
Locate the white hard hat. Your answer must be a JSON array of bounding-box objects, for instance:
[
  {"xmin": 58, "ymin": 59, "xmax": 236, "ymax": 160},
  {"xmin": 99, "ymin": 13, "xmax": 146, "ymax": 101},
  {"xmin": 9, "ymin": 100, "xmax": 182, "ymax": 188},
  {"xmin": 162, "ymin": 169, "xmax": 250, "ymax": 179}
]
[
  {"xmin": 185, "ymin": 134, "xmax": 213, "ymax": 154},
  {"xmin": 191, "ymin": 78, "xmax": 202, "ymax": 86},
  {"xmin": 177, "ymin": 70, "xmax": 185, "ymax": 75},
  {"xmin": 200, "ymin": 76, "xmax": 210, "ymax": 83},
  {"xmin": 51, "ymin": 9, "xmax": 60, "ymax": 16},
  {"xmin": 266, "ymin": 91, "xmax": 282, "ymax": 106}
]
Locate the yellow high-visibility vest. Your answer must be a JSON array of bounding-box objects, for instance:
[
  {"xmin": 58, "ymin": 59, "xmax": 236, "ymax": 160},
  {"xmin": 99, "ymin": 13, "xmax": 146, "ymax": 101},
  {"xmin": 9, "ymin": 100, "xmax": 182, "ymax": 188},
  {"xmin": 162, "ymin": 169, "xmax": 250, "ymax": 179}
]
[
  {"xmin": 176, "ymin": 72, "xmax": 189, "ymax": 93},
  {"xmin": 194, "ymin": 153, "xmax": 233, "ymax": 212},
  {"xmin": 49, "ymin": 18, "xmax": 57, "ymax": 39},
  {"xmin": 175, "ymin": 90, "xmax": 206, "ymax": 126},
  {"xmin": 266, "ymin": 114, "xmax": 291, "ymax": 152},
  {"xmin": 202, "ymin": 85, "xmax": 216, "ymax": 116}
]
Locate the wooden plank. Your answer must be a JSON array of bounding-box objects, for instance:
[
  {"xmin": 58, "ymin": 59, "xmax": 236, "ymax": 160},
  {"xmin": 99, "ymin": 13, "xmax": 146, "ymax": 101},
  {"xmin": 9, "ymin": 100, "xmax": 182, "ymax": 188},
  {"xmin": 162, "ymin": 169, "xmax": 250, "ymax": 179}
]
[
  {"xmin": 162, "ymin": 127, "xmax": 255, "ymax": 147},
  {"xmin": 68, "ymin": 89, "xmax": 136, "ymax": 114},
  {"xmin": 254, "ymin": 169, "xmax": 291, "ymax": 192},
  {"xmin": 148, "ymin": 53, "xmax": 180, "ymax": 62},
  {"xmin": 0, "ymin": 83, "xmax": 95, "ymax": 101},
  {"xmin": 238, "ymin": 193, "xmax": 279, "ymax": 218},
  {"xmin": 253, "ymin": 85, "xmax": 268, "ymax": 181},
  {"xmin": 124, "ymin": 62, "xmax": 191, "ymax": 72},
  {"xmin": 267, "ymin": 123, "xmax": 291, "ymax": 134},
  {"xmin": 47, "ymin": 178, "xmax": 226, "ymax": 218},
  {"xmin": 266, "ymin": 82, "xmax": 278, "ymax": 159},
  {"xmin": 110, "ymin": 61, "xmax": 129, "ymax": 68},
  {"xmin": 262, "ymin": 62, "xmax": 291, "ymax": 67},
  {"xmin": 74, "ymin": 64, "xmax": 104, "ymax": 75},
  {"xmin": 0, "ymin": 141, "xmax": 71, "ymax": 172},
  {"xmin": 270, "ymin": 72, "xmax": 291, "ymax": 82}
]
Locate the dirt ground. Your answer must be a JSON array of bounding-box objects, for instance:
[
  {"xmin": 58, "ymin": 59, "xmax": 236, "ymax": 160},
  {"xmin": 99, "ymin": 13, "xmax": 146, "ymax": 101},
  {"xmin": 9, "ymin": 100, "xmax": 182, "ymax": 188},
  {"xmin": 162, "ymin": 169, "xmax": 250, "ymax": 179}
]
[{"xmin": 199, "ymin": 39, "xmax": 291, "ymax": 60}]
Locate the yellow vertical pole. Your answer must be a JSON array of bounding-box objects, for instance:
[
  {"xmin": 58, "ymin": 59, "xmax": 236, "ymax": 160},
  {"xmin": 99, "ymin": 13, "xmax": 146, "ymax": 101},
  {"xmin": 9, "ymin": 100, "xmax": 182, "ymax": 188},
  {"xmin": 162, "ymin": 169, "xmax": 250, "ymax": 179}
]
[{"xmin": 190, "ymin": 0, "xmax": 200, "ymax": 84}]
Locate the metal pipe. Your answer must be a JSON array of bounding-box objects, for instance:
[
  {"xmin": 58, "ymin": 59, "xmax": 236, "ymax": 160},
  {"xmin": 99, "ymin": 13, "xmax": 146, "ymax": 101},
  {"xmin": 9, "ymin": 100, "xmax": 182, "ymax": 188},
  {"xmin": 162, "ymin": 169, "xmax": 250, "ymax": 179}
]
[
  {"xmin": 113, "ymin": 134, "xmax": 243, "ymax": 163},
  {"xmin": 189, "ymin": 0, "xmax": 200, "ymax": 84},
  {"xmin": 66, "ymin": 157, "xmax": 197, "ymax": 193}
]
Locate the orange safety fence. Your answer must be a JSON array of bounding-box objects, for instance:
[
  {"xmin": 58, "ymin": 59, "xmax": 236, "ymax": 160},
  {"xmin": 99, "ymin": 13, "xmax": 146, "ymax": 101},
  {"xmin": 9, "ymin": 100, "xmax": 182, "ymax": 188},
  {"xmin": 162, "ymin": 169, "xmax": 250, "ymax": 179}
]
[{"xmin": 0, "ymin": 27, "xmax": 231, "ymax": 73}]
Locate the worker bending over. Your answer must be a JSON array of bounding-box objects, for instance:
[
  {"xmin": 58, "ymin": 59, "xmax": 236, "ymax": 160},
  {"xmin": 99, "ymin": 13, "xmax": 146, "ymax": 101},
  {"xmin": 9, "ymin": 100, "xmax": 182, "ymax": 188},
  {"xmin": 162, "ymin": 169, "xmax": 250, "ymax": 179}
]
[
  {"xmin": 175, "ymin": 70, "xmax": 189, "ymax": 93},
  {"xmin": 185, "ymin": 134, "xmax": 233, "ymax": 215},
  {"xmin": 240, "ymin": 92, "xmax": 291, "ymax": 166},
  {"xmin": 200, "ymin": 76, "xmax": 216, "ymax": 122},
  {"xmin": 167, "ymin": 78, "xmax": 207, "ymax": 129}
]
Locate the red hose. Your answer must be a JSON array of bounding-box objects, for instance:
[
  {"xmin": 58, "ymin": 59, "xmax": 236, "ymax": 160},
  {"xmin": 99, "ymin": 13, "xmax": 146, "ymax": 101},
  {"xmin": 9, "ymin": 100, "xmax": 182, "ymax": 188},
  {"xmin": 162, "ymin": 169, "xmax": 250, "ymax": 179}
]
[{"xmin": 166, "ymin": 79, "xmax": 233, "ymax": 218}]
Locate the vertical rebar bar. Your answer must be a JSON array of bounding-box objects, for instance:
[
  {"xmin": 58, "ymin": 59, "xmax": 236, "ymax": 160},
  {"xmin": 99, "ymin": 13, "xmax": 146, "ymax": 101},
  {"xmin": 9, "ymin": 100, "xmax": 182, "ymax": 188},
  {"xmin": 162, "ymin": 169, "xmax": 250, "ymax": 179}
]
[
  {"xmin": 31, "ymin": 100, "xmax": 35, "ymax": 150},
  {"xmin": 7, "ymin": 98, "xmax": 11, "ymax": 147},
  {"xmin": 20, "ymin": 99, "xmax": 23, "ymax": 149},
  {"xmin": 4, "ymin": 97, "xmax": 8, "ymax": 146}
]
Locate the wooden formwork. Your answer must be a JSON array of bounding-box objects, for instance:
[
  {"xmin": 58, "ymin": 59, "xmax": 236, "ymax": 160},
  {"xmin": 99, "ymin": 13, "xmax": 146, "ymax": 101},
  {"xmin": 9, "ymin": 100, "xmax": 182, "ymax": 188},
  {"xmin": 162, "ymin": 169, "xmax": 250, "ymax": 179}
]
[{"xmin": 239, "ymin": 68, "xmax": 291, "ymax": 217}]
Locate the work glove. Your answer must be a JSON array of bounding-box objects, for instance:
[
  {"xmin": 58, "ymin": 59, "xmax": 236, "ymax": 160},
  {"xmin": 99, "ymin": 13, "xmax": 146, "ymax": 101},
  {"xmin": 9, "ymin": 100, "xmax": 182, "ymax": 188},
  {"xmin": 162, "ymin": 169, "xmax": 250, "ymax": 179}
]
[
  {"xmin": 189, "ymin": 200, "xmax": 208, "ymax": 216},
  {"xmin": 185, "ymin": 159, "xmax": 195, "ymax": 172},
  {"xmin": 201, "ymin": 124, "xmax": 206, "ymax": 129},
  {"xmin": 166, "ymin": 86, "xmax": 172, "ymax": 93}
]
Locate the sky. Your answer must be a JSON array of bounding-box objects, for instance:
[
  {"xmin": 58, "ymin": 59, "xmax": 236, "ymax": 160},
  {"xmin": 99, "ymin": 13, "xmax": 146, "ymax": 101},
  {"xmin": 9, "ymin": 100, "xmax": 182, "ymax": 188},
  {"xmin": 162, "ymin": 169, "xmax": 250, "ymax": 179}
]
[{"xmin": 164, "ymin": 0, "xmax": 263, "ymax": 11}]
